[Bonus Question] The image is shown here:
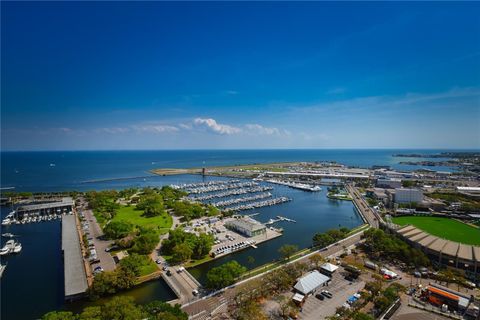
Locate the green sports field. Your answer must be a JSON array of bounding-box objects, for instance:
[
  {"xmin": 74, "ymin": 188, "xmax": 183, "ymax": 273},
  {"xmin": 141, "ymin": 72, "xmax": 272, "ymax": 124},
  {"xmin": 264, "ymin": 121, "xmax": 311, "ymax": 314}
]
[{"xmin": 392, "ymin": 216, "xmax": 480, "ymax": 245}]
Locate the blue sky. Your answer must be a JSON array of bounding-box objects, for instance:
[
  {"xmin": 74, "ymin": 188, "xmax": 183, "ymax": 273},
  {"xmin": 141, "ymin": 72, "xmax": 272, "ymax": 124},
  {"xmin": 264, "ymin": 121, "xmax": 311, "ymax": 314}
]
[{"xmin": 1, "ymin": 2, "xmax": 479, "ymax": 150}]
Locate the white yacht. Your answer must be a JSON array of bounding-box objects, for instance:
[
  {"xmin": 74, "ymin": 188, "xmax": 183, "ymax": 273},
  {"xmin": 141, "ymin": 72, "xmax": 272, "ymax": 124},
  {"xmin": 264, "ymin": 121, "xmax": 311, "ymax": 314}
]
[
  {"xmin": 12, "ymin": 243, "xmax": 22, "ymax": 253},
  {"xmin": 2, "ymin": 233, "xmax": 15, "ymax": 238},
  {"xmin": 0, "ymin": 240, "xmax": 22, "ymax": 255},
  {"xmin": 1, "ymin": 218, "xmax": 11, "ymax": 226}
]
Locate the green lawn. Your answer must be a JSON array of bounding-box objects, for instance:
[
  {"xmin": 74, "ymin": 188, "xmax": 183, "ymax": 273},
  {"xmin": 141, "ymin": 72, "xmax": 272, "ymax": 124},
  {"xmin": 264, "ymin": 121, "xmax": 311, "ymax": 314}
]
[
  {"xmin": 137, "ymin": 256, "xmax": 159, "ymax": 276},
  {"xmin": 392, "ymin": 216, "xmax": 480, "ymax": 245},
  {"xmin": 111, "ymin": 205, "xmax": 172, "ymax": 234}
]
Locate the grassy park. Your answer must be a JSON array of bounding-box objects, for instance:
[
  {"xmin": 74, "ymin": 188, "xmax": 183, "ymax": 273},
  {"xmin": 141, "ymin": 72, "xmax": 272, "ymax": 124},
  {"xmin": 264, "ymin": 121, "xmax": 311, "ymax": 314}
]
[
  {"xmin": 112, "ymin": 205, "xmax": 172, "ymax": 234},
  {"xmin": 392, "ymin": 216, "xmax": 480, "ymax": 245}
]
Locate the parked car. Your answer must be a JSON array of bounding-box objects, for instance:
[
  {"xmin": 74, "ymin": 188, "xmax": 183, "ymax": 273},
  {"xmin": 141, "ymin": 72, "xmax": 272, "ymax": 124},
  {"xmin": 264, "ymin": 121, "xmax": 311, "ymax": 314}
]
[
  {"xmin": 321, "ymin": 290, "xmax": 333, "ymax": 298},
  {"xmin": 315, "ymin": 293, "xmax": 325, "ymax": 300},
  {"xmin": 155, "ymin": 258, "xmax": 162, "ymax": 264},
  {"xmin": 94, "ymin": 266, "xmax": 104, "ymax": 272}
]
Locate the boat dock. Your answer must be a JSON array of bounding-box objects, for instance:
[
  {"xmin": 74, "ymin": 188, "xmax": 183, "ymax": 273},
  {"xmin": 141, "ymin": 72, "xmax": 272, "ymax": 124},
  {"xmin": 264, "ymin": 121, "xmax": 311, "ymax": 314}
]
[
  {"xmin": 265, "ymin": 215, "xmax": 297, "ymax": 225},
  {"xmin": 16, "ymin": 197, "xmax": 74, "ymax": 218},
  {"xmin": 62, "ymin": 214, "xmax": 88, "ymax": 301}
]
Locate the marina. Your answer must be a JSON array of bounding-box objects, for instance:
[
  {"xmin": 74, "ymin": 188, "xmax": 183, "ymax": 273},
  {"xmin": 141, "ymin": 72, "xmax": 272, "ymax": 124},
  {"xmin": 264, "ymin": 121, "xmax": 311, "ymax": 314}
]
[
  {"xmin": 210, "ymin": 192, "xmax": 272, "ymax": 207},
  {"xmin": 223, "ymin": 196, "xmax": 292, "ymax": 212},
  {"xmin": 187, "ymin": 185, "xmax": 273, "ymax": 201}
]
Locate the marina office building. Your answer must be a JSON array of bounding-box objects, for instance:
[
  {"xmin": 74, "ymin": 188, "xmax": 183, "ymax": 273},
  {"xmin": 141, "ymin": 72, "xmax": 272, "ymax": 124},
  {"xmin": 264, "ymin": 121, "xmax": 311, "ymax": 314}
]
[{"xmin": 225, "ymin": 217, "xmax": 266, "ymax": 237}]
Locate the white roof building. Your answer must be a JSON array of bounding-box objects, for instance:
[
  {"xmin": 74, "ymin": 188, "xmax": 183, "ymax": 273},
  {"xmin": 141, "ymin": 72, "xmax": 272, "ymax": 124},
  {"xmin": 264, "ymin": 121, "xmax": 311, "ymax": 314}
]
[
  {"xmin": 320, "ymin": 262, "xmax": 339, "ymax": 274},
  {"xmin": 294, "ymin": 270, "xmax": 330, "ymax": 295}
]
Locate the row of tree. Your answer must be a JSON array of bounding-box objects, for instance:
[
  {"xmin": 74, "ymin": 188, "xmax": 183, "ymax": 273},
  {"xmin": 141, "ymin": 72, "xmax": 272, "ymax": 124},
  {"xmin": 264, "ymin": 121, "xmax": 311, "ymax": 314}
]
[
  {"xmin": 42, "ymin": 296, "xmax": 187, "ymax": 320},
  {"xmin": 361, "ymin": 228, "xmax": 430, "ymax": 267},
  {"xmin": 312, "ymin": 227, "xmax": 350, "ymax": 248},
  {"xmin": 169, "ymin": 200, "xmax": 219, "ymax": 221},
  {"xmin": 161, "ymin": 228, "xmax": 214, "ymax": 263}
]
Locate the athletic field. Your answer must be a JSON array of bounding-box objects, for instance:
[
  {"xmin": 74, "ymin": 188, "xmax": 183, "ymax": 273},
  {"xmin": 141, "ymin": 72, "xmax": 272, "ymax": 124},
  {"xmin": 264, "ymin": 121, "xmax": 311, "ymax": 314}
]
[{"xmin": 392, "ymin": 216, "xmax": 480, "ymax": 246}]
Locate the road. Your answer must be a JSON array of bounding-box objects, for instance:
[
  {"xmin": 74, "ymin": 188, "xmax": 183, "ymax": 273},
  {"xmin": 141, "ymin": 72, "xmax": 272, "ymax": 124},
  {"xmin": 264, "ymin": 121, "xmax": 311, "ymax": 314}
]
[{"xmin": 346, "ymin": 184, "xmax": 381, "ymax": 228}]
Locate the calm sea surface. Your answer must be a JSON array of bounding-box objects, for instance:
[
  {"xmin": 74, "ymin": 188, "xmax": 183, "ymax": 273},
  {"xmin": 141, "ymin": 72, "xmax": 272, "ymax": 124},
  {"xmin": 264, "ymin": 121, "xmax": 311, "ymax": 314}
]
[{"xmin": 0, "ymin": 149, "xmax": 465, "ymax": 319}]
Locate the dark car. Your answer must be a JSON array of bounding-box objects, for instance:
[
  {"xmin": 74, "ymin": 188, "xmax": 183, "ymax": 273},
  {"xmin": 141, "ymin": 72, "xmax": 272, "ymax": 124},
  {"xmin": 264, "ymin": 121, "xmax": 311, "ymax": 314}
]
[
  {"xmin": 315, "ymin": 293, "xmax": 325, "ymax": 300},
  {"xmin": 321, "ymin": 290, "xmax": 333, "ymax": 298},
  {"xmin": 166, "ymin": 270, "xmax": 172, "ymax": 276}
]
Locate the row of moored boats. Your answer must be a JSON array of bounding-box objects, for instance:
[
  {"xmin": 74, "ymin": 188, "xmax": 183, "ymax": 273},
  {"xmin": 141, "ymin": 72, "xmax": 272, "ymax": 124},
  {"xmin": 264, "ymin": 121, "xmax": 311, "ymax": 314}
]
[
  {"xmin": 187, "ymin": 185, "xmax": 273, "ymax": 201},
  {"xmin": 2, "ymin": 211, "xmax": 63, "ymax": 226},
  {"xmin": 224, "ymin": 196, "xmax": 292, "ymax": 212}
]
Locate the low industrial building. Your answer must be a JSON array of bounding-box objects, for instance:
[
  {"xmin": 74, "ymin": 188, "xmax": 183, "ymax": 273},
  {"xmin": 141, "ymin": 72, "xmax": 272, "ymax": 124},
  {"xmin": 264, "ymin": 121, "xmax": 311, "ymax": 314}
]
[
  {"xmin": 293, "ymin": 270, "xmax": 331, "ymax": 295},
  {"xmin": 225, "ymin": 216, "xmax": 266, "ymax": 237}
]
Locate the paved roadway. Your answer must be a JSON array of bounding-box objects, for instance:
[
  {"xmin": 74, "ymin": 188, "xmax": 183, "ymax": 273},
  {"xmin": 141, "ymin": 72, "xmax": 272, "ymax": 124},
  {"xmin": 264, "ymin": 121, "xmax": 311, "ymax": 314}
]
[{"xmin": 346, "ymin": 184, "xmax": 380, "ymax": 228}]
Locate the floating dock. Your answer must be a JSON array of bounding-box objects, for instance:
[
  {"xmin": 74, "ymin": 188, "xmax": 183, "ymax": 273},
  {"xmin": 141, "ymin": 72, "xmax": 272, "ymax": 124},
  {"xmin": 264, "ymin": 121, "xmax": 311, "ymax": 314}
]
[{"xmin": 62, "ymin": 214, "xmax": 88, "ymax": 301}]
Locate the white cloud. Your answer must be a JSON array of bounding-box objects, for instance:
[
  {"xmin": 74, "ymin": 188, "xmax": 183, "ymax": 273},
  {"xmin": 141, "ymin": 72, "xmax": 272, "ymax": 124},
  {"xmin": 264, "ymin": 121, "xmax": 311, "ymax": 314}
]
[
  {"xmin": 192, "ymin": 118, "xmax": 241, "ymax": 135},
  {"xmin": 98, "ymin": 127, "xmax": 131, "ymax": 134},
  {"xmin": 244, "ymin": 124, "xmax": 289, "ymax": 136},
  {"xmin": 132, "ymin": 124, "xmax": 179, "ymax": 134}
]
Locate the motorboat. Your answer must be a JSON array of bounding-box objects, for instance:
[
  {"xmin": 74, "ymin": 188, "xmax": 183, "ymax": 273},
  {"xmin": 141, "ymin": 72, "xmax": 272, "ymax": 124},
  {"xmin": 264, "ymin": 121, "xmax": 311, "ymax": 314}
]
[
  {"xmin": 0, "ymin": 240, "xmax": 22, "ymax": 255},
  {"xmin": 1, "ymin": 233, "xmax": 16, "ymax": 238},
  {"xmin": 1, "ymin": 218, "xmax": 11, "ymax": 226},
  {"xmin": 12, "ymin": 243, "xmax": 22, "ymax": 253}
]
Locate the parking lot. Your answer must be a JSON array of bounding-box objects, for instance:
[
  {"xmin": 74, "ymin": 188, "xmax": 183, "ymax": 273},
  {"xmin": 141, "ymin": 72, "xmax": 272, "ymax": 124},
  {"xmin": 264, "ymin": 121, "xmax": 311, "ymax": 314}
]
[
  {"xmin": 299, "ymin": 267, "xmax": 366, "ymax": 320},
  {"xmin": 184, "ymin": 216, "xmax": 281, "ymax": 258},
  {"xmin": 77, "ymin": 199, "xmax": 116, "ymax": 272}
]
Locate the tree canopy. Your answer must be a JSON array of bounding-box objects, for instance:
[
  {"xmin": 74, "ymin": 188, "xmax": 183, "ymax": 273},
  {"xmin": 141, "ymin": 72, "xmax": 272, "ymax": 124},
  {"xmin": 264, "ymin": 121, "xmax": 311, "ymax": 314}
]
[{"xmin": 206, "ymin": 260, "xmax": 247, "ymax": 289}]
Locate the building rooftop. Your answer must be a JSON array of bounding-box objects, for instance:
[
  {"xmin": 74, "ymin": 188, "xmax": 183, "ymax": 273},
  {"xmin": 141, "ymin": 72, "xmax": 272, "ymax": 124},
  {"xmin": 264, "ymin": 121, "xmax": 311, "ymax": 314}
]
[
  {"xmin": 226, "ymin": 217, "xmax": 265, "ymax": 232},
  {"xmin": 294, "ymin": 270, "xmax": 330, "ymax": 295},
  {"xmin": 18, "ymin": 197, "xmax": 74, "ymax": 212},
  {"xmin": 442, "ymin": 241, "xmax": 460, "ymax": 258},
  {"xmin": 457, "ymin": 244, "xmax": 473, "ymax": 261},
  {"xmin": 320, "ymin": 263, "xmax": 339, "ymax": 273},
  {"xmin": 427, "ymin": 238, "xmax": 448, "ymax": 252},
  {"xmin": 62, "ymin": 215, "xmax": 88, "ymax": 298}
]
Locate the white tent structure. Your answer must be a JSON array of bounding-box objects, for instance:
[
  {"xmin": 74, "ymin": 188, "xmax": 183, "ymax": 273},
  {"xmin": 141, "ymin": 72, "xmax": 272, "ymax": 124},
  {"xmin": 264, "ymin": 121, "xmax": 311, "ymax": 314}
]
[
  {"xmin": 294, "ymin": 270, "xmax": 330, "ymax": 295},
  {"xmin": 320, "ymin": 262, "xmax": 339, "ymax": 274}
]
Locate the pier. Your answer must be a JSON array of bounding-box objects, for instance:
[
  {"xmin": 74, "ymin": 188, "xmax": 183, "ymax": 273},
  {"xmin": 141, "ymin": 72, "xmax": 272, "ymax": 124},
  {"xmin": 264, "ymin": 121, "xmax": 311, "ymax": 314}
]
[
  {"xmin": 264, "ymin": 215, "xmax": 297, "ymax": 225},
  {"xmin": 62, "ymin": 214, "xmax": 88, "ymax": 301},
  {"xmin": 16, "ymin": 197, "xmax": 74, "ymax": 218}
]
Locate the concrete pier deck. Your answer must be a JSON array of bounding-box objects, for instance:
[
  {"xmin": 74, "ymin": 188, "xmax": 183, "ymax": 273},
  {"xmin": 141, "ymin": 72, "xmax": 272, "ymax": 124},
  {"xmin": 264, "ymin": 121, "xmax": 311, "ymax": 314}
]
[{"xmin": 62, "ymin": 214, "xmax": 88, "ymax": 300}]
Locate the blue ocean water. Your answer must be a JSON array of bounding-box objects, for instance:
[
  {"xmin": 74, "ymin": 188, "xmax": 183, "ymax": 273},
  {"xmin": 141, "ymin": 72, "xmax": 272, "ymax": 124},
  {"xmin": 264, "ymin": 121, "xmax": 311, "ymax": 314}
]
[{"xmin": 0, "ymin": 149, "xmax": 461, "ymax": 192}]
